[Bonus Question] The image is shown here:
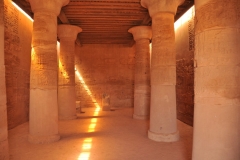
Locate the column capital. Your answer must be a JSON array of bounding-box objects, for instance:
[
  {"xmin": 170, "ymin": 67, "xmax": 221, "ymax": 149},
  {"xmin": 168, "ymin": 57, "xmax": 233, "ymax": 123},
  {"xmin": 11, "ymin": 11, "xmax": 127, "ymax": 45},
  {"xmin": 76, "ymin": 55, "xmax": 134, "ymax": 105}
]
[
  {"xmin": 28, "ymin": 0, "xmax": 70, "ymax": 15},
  {"xmin": 58, "ymin": 24, "xmax": 82, "ymax": 40},
  {"xmin": 141, "ymin": 0, "xmax": 184, "ymax": 17},
  {"xmin": 128, "ymin": 26, "xmax": 152, "ymax": 41}
]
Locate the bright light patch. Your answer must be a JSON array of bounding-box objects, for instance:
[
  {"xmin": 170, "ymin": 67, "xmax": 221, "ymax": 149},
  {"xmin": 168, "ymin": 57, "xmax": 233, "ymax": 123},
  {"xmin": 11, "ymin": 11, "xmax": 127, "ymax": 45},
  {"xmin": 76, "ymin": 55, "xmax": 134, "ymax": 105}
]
[
  {"xmin": 82, "ymin": 143, "xmax": 92, "ymax": 150},
  {"xmin": 59, "ymin": 60, "xmax": 70, "ymax": 80},
  {"xmin": 78, "ymin": 152, "xmax": 90, "ymax": 160},
  {"xmin": 76, "ymin": 67, "xmax": 102, "ymax": 160},
  {"xmin": 31, "ymin": 48, "xmax": 36, "ymax": 61},
  {"xmin": 83, "ymin": 138, "xmax": 92, "ymax": 143},
  {"xmin": 174, "ymin": 6, "xmax": 195, "ymax": 31},
  {"xmin": 88, "ymin": 124, "xmax": 96, "ymax": 129},
  {"xmin": 75, "ymin": 67, "xmax": 101, "ymax": 108},
  {"xmin": 91, "ymin": 118, "xmax": 98, "ymax": 123},
  {"xmin": 12, "ymin": 1, "xmax": 34, "ymax": 22}
]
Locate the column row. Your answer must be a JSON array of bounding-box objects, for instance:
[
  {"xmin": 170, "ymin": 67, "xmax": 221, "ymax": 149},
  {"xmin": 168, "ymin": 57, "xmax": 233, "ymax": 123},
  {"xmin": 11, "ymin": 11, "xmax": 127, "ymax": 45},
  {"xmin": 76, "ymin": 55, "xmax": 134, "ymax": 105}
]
[
  {"xmin": 28, "ymin": 0, "xmax": 82, "ymax": 143},
  {"xmin": 137, "ymin": 0, "xmax": 240, "ymax": 160}
]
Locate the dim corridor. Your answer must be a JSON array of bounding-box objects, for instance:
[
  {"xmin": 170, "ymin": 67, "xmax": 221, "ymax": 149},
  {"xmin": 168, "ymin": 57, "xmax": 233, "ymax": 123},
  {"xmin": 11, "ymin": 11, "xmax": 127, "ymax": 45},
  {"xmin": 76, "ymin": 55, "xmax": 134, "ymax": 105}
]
[{"xmin": 8, "ymin": 108, "xmax": 193, "ymax": 160}]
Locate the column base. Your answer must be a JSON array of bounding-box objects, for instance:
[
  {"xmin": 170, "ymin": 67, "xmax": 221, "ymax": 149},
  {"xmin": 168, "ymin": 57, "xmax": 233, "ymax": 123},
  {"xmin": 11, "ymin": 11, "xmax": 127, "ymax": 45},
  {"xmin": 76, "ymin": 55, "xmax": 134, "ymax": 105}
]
[
  {"xmin": 148, "ymin": 130, "xmax": 179, "ymax": 142},
  {"xmin": 28, "ymin": 134, "xmax": 60, "ymax": 144},
  {"xmin": 133, "ymin": 114, "xmax": 149, "ymax": 120},
  {"xmin": 59, "ymin": 115, "xmax": 77, "ymax": 120}
]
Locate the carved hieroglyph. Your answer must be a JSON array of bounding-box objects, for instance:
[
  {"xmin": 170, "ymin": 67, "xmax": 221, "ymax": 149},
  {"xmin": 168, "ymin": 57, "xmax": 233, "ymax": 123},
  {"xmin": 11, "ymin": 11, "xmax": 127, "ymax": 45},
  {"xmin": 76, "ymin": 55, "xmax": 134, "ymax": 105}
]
[
  {"xmin": 141, "ymin": 0, "xmax": 184, "ymax": 142},
  {"xmin": 57, "ymin": 24, "xmax": 82, "ymax": 120},
  {"xmin": 193, "ymin": 0, "xmax": 240, "ymax": 159},
  {"xmin": 128, "ymin": 26, "xmax": 151, "ymax": 120},
  {"xmin": 28, "ymin": 0, "xmax": 69, "ymax": 144},
  {"xmin": 175, "ymin": 7, "xmax": 195, "ymax": 126}
]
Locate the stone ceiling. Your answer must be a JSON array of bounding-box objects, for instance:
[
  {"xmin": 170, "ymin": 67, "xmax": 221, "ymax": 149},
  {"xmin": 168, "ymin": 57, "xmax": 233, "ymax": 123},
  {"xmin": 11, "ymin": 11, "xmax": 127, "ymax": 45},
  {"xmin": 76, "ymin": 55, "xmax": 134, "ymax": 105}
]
[{"xmin": 13, "ymin": 0, "xmax": 194, "ymax": 45}]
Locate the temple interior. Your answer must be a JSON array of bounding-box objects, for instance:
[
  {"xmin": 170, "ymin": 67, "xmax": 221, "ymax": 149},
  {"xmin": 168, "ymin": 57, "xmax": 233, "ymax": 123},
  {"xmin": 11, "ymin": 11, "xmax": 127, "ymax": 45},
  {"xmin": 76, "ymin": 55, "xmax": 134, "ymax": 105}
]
[{"xmin": 0, "ymin": 0, "xmax": 239, "ymax": 160}]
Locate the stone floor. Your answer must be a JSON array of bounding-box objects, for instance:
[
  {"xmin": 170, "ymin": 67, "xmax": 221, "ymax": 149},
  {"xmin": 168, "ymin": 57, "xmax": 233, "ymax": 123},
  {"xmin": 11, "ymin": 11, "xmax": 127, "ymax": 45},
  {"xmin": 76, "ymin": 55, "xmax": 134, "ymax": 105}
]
[{"xmin": 8, "ymin": 108, "xmax": 193, "ymax": 160}]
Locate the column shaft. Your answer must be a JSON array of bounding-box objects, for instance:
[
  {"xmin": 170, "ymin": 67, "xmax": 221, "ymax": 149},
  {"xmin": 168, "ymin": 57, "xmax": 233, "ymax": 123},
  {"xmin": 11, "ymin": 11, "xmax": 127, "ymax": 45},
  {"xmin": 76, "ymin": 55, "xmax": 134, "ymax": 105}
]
[
  {"xmin": 149, "ymin": 12, "xmax": 179, "ymax": 142},
  {"xmin": 57, "ymin": 24, "xmax": 82, "ymax": 120},
  {"xmin": 58, "ymin": 39, "xmax": 76, "ymax": 119},
  {"xmin": 193, "ymin": 0, "xmax": 240, "ymax": 159},
  {"xmin": 29, "ymin": 10, "xmax": 60, "ymax": 143},
  {"xmin": 133, "ymin": 39, "xmax": 150, "ymax": 119}
]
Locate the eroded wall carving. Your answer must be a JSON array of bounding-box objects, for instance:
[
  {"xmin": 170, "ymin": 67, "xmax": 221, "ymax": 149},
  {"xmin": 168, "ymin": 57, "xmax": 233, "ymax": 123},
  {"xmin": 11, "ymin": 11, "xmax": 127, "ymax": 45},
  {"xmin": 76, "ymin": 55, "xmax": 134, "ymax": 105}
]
[
  {"xmin": 175, "ymin": 7, "xmax": 195, "ymax": 126},
  {"xmin": 75, "ymin": 44, "xmax": 135, "ymax": 108},
  {"xmin": 0, "ymin": 0, "xmax": 9, "ymax": 158},
  {"xmin": 4, "ymin": 0, "xmax": 32, "ymax": 129}
]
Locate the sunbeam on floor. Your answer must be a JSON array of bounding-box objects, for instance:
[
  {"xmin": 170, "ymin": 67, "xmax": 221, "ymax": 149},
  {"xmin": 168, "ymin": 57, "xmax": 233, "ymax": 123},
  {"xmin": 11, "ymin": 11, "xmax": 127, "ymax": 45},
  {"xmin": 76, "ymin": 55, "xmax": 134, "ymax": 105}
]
[{"xmin": 78, "ymin": 107, "xmax": 101, "ymax": 160}]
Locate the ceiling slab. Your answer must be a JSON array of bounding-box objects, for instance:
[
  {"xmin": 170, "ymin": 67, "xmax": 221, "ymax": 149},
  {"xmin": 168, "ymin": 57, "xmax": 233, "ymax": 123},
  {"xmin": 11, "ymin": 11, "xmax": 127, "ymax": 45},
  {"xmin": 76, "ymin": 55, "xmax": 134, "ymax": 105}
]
[{"xmin": 13, "ymin": 0, "xmax": 194, "ymax": 45}]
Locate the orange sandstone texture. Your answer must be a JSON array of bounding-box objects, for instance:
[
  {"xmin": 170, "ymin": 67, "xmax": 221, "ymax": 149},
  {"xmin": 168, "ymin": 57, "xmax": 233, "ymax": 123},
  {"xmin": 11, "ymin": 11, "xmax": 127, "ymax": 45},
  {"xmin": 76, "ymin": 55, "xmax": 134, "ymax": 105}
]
[
  {"xmin": 192, "ymin": 0, "xmax": 240, "ymax": 159},
  {"xmin": 28, "ymin": 0, "xmax": 69, "ymax": 144},
  {"xmin": 141, "ymin": 0, "xmax": 184, "ymax": 142},
  {"xmin": 0, "ymin": 0, "xmax": 9, "ymax": 159},
  {"xmin": 175, "ymin": 7, "xmax": 195, "ymax": 126},
  {"xmin": 75, "ymin": 44, "xmax": 135, "ymax": 109},
  {"xmin": 4, "ymin": 0, "xmax": 32, "ymax": 129},
  {"xmin": 57, "ymin": 24, "xmax": 82, "ymax": 120},
  {"xmin": 128, "ymin": 26, "xmax": 151, "ymax": 120}
]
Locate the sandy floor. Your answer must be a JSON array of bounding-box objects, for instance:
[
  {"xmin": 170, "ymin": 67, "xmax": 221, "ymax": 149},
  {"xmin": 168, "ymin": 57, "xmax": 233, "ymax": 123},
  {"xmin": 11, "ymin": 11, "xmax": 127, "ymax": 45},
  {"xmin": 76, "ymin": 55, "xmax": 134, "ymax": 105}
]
[{"xmin": 8, "ymin": 108, "xmax": 193, "ymax": 160}]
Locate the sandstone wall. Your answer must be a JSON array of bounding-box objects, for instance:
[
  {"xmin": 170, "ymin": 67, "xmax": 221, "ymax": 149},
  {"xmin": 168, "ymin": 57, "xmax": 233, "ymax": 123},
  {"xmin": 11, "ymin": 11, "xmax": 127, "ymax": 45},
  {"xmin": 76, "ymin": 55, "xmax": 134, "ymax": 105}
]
[
  {"xmin": 75, "ymin": 44, "xmax": 135, "ymax": 109},
  {"xmin": 0, "ymin": 0, "xmax": 9, "ymax": 158},
  {"xmin": 175, "ymin": 7, "xmax": 195, "ymax": 126},
  {"xmin": 4, "ymin": 0, "xmax": 32, "ymax": 129}
]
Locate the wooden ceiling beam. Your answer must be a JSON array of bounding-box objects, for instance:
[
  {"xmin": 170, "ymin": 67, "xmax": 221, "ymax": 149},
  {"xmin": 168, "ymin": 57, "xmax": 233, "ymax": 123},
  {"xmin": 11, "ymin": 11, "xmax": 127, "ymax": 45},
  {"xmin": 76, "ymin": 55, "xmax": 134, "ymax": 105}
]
[
  {"xmin": 63, "ymin": 8, "xmax": 147, "ymax": 12},
  {"xmin": 65, "ymin": 12, "xmax": 147, "ymax": 16},
  {"xmin": 67, "ymin": 1, "xmax": 141, "ymax": 7}
]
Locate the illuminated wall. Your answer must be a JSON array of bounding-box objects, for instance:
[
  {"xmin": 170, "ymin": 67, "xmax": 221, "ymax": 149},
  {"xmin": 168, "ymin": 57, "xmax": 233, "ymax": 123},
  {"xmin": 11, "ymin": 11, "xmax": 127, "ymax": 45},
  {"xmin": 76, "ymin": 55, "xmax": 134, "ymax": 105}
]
[
  {"xmin": 75, "ymin": 44, "xmax": 135, "ymax": 108},
  {"xmin": 175, "ymin": 6, "xmax": 195, "ymax": 126},
  {"xmin": 4, "ymin": 0, "xmax": 32, "ymax": 129}
]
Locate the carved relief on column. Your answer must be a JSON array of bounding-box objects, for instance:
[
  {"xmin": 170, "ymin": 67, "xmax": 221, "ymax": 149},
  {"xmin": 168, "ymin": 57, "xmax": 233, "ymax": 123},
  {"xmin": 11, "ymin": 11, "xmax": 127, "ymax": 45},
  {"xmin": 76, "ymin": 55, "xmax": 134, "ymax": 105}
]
[
  {"xmin": 57, "ymin": 24, "xmax": 82, "ymax": 120},
  {"xmin": 141, "ymin": 0, "xmax": 184, "ymax": 142},
  {"xmin": 128, "ymin": 26, "xmax": 152, "ymax": 119},
  {"xmin": 58, "ymin": 25, "xmax": 82, "ymax": 87},
  {"xmin": 28, "ymin": 0, "xmax": 70, "ymax": 144},
  {"xmin": 193, "ymin": 0, "xmax": 240, "ymax": 159},
  {"xmin": 29, "ymin": 0, "xmax": 69, "ymax": 90}
]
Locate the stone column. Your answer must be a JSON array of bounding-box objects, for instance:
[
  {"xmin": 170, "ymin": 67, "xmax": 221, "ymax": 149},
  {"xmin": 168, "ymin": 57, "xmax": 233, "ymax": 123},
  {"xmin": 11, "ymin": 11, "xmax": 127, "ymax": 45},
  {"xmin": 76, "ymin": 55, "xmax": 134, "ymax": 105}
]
[
  {"xmin": 28, "ymin": 0, "xmax": 69, "ymax": 144},
  {"xmin": 57, "ymin": 24, "xmax": 82, "ymax": 120},
  {"xmin": 0, "ymin": 0, "xmax": 9, "ymax": 158},
  {"xmin": 141, "ymin": 0, "xmax": 184, "ymax": 142},
  {"xmin": 128, "ymin": 26, "xmax": 151, "ymax": 120},
  {"xmin": 192, "ymin": 0, "xmax": 240, "ymax": 159}
]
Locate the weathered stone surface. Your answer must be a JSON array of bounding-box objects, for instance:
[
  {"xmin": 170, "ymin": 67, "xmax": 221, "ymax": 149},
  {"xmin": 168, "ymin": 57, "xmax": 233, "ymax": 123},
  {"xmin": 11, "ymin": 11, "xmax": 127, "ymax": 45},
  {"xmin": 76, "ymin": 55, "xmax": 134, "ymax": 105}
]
[
  {"xmin": 102, "ymin": 93, "xmax": 111, "ymax": 111},
  {"xmin": 0, "ymin": 139, "xmax": 9, "ymax": 160},
  {"xmin": 0, "ymin": 0, "xmax": 9, "ymax": 159},
  {"xmin": 149, "ymin": 12, "xmax": 179, "ymax": 142},
  {"xmin": 29, "ymin": 0, "xmax": 69, "ymax": 15},
  {"xmin": 28, "ymin": 0, "xmax": 70, "ymax": 144},
  {"xmin": 128, "ymin": 26, "xmax": 151, "ymax": 119},
  {"xmin": 193, "ymin": 0, "xmax": 240, "ymax": 159},
  {"xmin": 4, "ymin": 0, "xmax": 32, "ymax": 129},
  {"xmin": 141, "ymin": 0, "xmax": 182, "ymax": 142},
  {"xmin": 75, "ymin": 44, "xmax": 135, "ymax": 109},
  {"xmin": 141, "ymin": 0, "xmax": 185, "ymax": 17},
  {"xmin": 57, "ymin": 24, "xmax": 82, "ymax": 120},
  {"xmin": 175, "ymin": 7, "xmax": 195, "ymax": 126}
]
